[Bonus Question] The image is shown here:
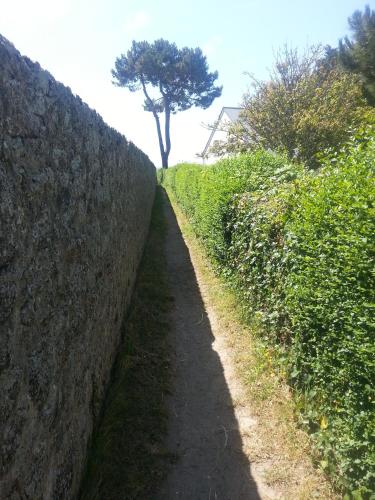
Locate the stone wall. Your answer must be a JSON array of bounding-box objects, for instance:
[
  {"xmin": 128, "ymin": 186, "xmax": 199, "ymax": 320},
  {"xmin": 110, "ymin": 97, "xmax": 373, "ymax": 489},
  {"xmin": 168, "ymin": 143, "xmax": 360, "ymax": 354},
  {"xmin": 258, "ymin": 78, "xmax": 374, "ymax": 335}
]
[{"xmin": 0, "ymin": 35, "xmax": 156, "ymax": 499}]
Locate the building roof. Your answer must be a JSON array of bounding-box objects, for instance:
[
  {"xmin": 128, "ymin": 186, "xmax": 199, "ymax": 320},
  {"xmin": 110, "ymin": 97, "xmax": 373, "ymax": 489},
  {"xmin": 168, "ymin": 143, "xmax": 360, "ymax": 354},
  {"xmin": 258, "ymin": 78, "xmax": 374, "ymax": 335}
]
[{"xmin": 201, "ymin": 107, "xmax": 243, "ymax": 158}]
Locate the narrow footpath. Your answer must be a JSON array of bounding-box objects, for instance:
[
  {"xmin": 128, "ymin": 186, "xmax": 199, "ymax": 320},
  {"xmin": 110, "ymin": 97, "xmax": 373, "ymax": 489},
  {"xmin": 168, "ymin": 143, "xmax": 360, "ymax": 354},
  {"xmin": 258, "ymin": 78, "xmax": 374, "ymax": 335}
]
[{"xmin": 155, "ymin": 194, "xmax": 277, "ymax": 500}]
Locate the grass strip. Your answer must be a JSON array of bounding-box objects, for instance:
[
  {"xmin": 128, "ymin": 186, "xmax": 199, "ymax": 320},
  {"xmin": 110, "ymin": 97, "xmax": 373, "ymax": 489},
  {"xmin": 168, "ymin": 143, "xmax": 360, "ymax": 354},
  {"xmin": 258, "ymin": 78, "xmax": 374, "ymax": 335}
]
[{"xmin": 79, "ymin": 187, "xmax": 174, "ymax": 500}]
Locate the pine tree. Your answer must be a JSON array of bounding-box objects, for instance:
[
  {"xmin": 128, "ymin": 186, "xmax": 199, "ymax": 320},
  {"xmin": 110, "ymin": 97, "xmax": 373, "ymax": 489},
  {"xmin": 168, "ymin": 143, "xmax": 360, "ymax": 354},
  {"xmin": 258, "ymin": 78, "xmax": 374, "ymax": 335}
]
[
  {"xmin": 339, "ymin": 5, "xmax": 375, "ymax": 105},
  {"xmin": 112, "ymin": 40, "xmax": 222, "ymax": 168}
]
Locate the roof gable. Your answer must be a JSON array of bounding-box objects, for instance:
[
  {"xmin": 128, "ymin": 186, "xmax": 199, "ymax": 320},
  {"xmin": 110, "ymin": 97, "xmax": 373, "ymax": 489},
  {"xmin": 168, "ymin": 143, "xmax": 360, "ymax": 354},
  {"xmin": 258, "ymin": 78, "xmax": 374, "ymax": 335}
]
[{"xmin": 202, "ymin": 107, "xmax": 243, "ymax": 158}]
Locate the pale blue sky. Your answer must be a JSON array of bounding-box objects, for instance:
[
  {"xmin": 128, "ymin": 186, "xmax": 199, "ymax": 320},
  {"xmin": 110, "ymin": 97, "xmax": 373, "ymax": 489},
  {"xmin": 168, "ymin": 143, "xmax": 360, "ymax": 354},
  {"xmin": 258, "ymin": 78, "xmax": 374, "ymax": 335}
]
[{"xmin": 1, "ymin": 0, "xmax": 374, "ymax": 166}]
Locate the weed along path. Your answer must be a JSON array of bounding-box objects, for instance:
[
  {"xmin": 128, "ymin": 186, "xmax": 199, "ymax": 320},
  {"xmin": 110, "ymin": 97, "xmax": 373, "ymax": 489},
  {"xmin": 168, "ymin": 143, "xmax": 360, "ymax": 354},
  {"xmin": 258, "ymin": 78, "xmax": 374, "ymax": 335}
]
[{"xmin": 155, "ymin": 192, "xmax": 277, "ymax": 500}]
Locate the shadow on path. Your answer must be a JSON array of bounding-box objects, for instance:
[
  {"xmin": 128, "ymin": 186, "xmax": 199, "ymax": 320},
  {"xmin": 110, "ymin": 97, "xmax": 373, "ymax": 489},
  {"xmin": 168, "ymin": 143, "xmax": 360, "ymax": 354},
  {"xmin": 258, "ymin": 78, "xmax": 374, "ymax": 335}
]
[{"xmin": 155, "ymin": 191, "xmax": 261, "ymax": 500}]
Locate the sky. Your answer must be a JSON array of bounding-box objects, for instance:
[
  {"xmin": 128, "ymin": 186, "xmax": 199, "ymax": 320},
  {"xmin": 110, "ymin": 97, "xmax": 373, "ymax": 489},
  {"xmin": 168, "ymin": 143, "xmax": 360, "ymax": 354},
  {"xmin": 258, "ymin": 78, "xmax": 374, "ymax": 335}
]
[{"xmin": 1, "ymin": 0, "xmax": 374, "ymax": 167}]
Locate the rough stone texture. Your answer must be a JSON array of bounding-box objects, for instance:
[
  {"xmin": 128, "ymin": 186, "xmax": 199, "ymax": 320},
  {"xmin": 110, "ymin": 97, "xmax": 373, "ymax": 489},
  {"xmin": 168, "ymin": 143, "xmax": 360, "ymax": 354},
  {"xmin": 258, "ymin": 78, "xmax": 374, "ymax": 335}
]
[{"xmin": 0, "ymin": 35, "xmax": 155, "ymax": 499}]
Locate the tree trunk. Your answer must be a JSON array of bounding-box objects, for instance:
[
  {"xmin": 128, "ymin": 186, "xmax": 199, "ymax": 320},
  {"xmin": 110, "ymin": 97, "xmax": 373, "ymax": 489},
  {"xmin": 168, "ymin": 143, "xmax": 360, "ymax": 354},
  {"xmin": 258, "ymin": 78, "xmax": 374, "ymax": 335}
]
[
  {"xmin": 161, "ymin": 151, "xmax": 168, "ymax": 168},
  {"xmin": 141, "ymin": 76, "xmax": 168, "ymax": 168},
  {"xmin": 164, "ymin": 101, "xmax": 171, "ymax": 169},
  {"xmin": 152, "ymin": 113, "xmax": 168, "ymax": 168}
]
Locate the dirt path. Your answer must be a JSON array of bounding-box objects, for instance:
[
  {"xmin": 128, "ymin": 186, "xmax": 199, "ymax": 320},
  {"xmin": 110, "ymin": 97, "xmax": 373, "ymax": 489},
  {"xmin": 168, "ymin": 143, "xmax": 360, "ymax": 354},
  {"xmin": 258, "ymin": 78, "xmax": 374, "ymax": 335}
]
[{"xmin": 155, "ymin": 195, "xmax": 277, "ymax": 500}]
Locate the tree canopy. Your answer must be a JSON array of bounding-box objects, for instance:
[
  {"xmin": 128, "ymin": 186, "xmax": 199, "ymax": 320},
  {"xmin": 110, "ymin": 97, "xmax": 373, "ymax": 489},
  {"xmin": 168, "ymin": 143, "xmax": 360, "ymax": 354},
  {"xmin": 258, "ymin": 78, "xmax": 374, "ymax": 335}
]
[
  {"xmin": 209, "ymin": 46, "xmax": 373, "ymax": 167},
  {"xmin": 339, "ymin": 5, "xmax": 375, "ymax": 105},
  {"xmin": 112, "ymin": 39, "xmax": 222, "ymax": 167}
]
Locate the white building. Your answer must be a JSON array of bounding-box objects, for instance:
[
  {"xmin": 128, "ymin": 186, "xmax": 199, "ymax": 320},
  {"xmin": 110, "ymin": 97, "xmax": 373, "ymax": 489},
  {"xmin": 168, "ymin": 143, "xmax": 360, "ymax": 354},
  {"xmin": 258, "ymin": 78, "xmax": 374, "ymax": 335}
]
[{"xmin": 201, "ymin": 106, "xmax": 243, "ymax": 164}]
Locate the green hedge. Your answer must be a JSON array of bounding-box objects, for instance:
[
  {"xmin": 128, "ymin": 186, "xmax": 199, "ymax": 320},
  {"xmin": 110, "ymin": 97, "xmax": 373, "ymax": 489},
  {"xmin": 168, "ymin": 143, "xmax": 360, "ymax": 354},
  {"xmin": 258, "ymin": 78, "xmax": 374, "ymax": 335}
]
[{"xmin": 161, "ymin": 135, "xmax": 375, "ymax": 496}]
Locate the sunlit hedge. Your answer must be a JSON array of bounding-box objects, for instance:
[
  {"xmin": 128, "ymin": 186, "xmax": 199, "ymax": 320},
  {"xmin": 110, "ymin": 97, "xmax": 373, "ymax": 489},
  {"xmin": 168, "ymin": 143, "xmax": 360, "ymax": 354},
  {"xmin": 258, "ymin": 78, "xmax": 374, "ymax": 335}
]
[{"xmin": 160, "ymin": 132, "xmax": 375, "ymax": 495}]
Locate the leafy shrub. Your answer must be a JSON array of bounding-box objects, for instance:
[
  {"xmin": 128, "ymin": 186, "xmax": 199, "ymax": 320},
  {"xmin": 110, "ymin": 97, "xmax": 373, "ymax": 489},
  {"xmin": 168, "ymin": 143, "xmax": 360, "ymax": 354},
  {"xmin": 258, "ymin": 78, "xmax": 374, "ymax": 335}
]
[
  {"xmin": 163, "ymin": 151, "xmax": 299, "ymax": 263},
  {"xmin": 161, "ymin": 131, "xmax": 375, "ymax": 495},
  {"xmin": 285, "ymin": 132, "xmax": 375, "ymax": 495}
]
